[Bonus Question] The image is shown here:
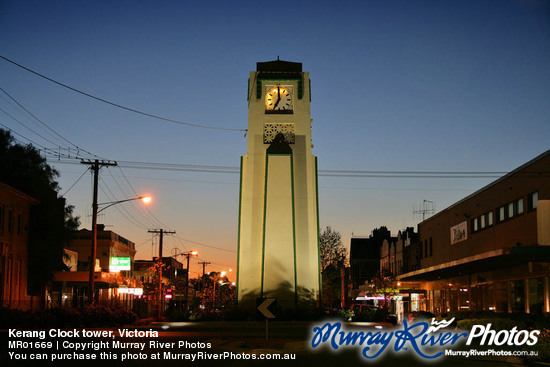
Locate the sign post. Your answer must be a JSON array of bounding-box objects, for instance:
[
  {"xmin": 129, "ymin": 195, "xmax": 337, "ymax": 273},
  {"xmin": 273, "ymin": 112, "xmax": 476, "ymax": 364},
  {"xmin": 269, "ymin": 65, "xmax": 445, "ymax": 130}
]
[{"xmin": 257, "ymin": 298, "xmax": 276, "ymax": 342}]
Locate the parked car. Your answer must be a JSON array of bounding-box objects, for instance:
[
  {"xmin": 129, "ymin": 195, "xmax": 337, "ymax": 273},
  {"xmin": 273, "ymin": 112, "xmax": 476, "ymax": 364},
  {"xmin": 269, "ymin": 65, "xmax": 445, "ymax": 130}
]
[{"xmin": 351, "ymin": 303, "xmax": 398, "ymax": 325}]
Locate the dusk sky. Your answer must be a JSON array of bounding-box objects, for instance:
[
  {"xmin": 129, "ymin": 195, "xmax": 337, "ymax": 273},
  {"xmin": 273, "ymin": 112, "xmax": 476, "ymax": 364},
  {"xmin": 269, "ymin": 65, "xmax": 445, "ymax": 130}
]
[{"xmin": 1, "ymin": 0, "xmax": 549, "ymax": 280}]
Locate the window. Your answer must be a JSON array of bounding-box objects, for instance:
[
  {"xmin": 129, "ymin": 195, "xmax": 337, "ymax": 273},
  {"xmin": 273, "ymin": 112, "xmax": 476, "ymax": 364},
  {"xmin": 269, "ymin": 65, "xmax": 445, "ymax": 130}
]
[
  {"xmin": 17, "ymin": 213, "xmax": 22, "ymax": 236},
  {"xmin": 472, "ymin": 211, "xmax": 494, "ymax": 233},
  {"xmin": 508, "ymin": 202, "xmax": 515, "ymax": 218},
  {"xmin": 528, "ymin": 191, "xmax": 539, "ymax": 211},
  {"xmin": 497, "ymin": 206, "xmax": 507, "ymax": 223},
  {"xmin": 429, "ymin": 238, "xmax": 433, "ymax": 257},
  {"xmin": 0, "ymin": 204, "xmax": 4, "ymax": 234},
  {"xmin": 8, "ymin": 209, "xmax": 13, "ymax": 233},
  {"xmin": 487, "ymin": 211, "xmax": 494, "ymax": 226},
  {"xmin": 517, "ymin": 198, "xmax": 524, "ymax": 215}
]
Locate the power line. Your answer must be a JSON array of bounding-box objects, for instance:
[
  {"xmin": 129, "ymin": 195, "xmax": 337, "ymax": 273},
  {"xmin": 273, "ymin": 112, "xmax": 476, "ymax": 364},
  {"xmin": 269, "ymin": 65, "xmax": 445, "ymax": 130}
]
[
  {"xmin": 115, "ymin": 166, "xmax": 169, "ymax": 229},
  {"xmin": 0, "ymin": 86, "xmax": 103, "ymax": 159},
  {"xmin": 0, "ymin": 106, "xmax": 62, "ymax": 147},
  {"xmin": 104, "ymin": 167, "xmax": 159, "ymax": 229},
  {"xmin": 98, "ymin": 177, "xmax": 148, "ymax": 230},
  {"xmin": 174, "ymin": 235, "xmax": 237, "ymax": 253},
  {"xmin": 0, "ymin": 121, "xmax": 71, "ymax": 159},
  {"xmin": 60, "ymin": 168, "xmax": 89, "ymax": 197},
  {"xmin": 0, "ymin": 55, "xmax": 246, "ymax": 132},
  {"xmin": 50, "ymin": 158, "xmax": 550, "ymax": 178}
]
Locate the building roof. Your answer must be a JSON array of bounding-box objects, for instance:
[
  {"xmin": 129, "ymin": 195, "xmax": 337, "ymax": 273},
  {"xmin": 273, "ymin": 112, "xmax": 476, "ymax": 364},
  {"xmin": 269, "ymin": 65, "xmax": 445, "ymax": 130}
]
[
  {"xmin": 257, "ymin": 59, "xmax": 302, "ymax": 72},
  {"xmin": 0, "ymin": 181, "xmax": 40, "ymax": 204},
  {"xmin": 419, "ymin": 149, "xmax": 550, "ymax": 225},
  {"xmin": 256, "ymin": 59, "xmax": 303, "ymax": 81}
]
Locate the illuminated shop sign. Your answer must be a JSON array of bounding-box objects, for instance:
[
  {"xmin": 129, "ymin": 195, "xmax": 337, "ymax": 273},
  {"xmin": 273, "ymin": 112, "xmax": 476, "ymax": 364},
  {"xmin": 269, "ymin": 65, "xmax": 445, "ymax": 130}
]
[{"xmin": 110, "ymin": 257, "xmax": 131, "ymax": 272}]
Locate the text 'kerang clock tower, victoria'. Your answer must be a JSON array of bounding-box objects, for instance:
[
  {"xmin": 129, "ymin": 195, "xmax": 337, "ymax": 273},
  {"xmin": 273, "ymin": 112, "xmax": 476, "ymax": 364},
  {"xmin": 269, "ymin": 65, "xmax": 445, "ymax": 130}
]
[{"xmin": 237, "ymin": 60, "xmax": 320, "ymax": 309}]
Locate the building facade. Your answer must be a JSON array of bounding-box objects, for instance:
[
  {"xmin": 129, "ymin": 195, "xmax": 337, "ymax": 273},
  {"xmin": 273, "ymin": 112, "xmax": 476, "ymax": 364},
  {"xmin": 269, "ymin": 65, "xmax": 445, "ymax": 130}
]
[
  {"xmin": 399, "ymin": 150, "xmax": 550, "ymax": 314},
  {"xmin": 0, "ymin": 182, "xmax": 39, "ymax": 310},
  {"xmin": 52, "ymin": 225, "xmax": 138, "ymax": 308}
]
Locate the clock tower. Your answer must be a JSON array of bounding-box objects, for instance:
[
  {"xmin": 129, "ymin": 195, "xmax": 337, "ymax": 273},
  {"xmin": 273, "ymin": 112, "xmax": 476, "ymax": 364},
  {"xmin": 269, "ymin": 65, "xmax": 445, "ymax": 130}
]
[{"xmin": 237, "ymin": 60, "xmax": 320, "ymax": 309}]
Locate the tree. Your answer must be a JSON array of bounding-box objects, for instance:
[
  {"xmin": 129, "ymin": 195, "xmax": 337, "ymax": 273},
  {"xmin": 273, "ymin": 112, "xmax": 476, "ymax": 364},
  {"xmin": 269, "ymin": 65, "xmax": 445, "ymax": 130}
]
[
  {"xmin": 319, "ymin": 226, "xmax": 347, "ymax": 271},
  {"xmin": 0, "ymin": 129, "xmax": 80, "ymax": 296},
  {"xmin": 200, "ymin": 272, "xmax": 235, "ymax": 311},
  {"xmin": 370, "ymin": 268, "xmax": 398, "ymax": 309},
  {"xmin": 319, "ymin": 226, "xmax": 348, "ymax": 308},
  {"xmin": 143, "ymin": 261, "xmax": 169, "ymax": 317}
]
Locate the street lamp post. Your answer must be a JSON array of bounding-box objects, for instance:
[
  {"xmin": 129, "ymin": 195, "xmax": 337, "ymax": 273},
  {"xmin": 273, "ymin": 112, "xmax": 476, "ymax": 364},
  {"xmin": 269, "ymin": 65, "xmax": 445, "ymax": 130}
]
[
  {"xmin": 212, "ymin": 271, "xmax": 227, "ymax": 309},
  {"xmin": 182, "ymin": 251, "xmax": 198, "ymax": 309},
  {"xmin": 88, "ymin": 195, "xmax": 151, "ymax": 305}
]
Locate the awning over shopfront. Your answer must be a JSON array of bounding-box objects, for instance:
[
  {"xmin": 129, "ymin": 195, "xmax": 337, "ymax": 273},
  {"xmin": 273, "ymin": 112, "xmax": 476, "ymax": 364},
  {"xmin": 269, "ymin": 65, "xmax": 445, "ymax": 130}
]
[
  {"xmin": 398, "ymin": 246, "xmax": 550, "ymax": 281},
  {"xmin": 53, "ymin": 271, "xmax": 137, "ymax": 289}
]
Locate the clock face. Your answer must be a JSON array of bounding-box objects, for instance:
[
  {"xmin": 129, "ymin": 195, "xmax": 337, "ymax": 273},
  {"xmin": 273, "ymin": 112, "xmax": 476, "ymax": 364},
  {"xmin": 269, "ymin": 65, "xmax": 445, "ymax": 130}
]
[{"xmin": 265, "ymin": 85, "xmax": 293, "ymax": 112}]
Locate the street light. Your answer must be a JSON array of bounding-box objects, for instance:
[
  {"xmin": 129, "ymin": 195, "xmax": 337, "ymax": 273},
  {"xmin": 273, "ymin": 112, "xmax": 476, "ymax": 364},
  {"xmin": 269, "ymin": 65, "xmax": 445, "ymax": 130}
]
[
  {"xmin": 212, "ymin": 271, "xmax": 232, "ymax": 309},
  {"xmin": 97, "ymin": 196, "xmax": 152, "ymax": 213},
  {"xmin": 181, "ymin": 251, "xmax": 198, "ymax": 309},
  {"xmin": 88, "ymin": 195, "xmax": 152, "ymax": 305}
]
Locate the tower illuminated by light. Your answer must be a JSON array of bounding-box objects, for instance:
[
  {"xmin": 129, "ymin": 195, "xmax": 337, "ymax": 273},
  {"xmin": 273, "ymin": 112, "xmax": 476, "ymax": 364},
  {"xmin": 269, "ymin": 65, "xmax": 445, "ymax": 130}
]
[{"xmin": 237, "ymin": 60, "xmax": 320, "ymax": 309}]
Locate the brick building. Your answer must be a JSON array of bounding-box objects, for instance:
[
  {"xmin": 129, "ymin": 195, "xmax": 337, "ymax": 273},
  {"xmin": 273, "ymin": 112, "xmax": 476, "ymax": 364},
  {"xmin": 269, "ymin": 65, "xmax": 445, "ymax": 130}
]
[
  {"xmin": 0, "ymin": 182, "xmax": 39, "ymax": 310},
  {"xmin": 399, "ymin": 150, "xmax": 550, "ymax": 314}
]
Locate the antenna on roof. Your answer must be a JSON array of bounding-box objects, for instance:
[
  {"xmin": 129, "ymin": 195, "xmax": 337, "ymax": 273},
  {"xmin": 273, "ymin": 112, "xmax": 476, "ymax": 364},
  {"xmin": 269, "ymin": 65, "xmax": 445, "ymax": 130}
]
[{"xmin": 413, "ymin": 200, "xmax": 436, "ymax": 221}]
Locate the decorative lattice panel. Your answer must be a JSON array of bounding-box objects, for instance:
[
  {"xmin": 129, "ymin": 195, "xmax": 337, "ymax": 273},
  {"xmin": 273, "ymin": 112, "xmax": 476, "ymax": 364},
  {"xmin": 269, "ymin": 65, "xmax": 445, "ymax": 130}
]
[{"xmin": 263, "ymin": 123, "xmax": 295, "ymax": 144}]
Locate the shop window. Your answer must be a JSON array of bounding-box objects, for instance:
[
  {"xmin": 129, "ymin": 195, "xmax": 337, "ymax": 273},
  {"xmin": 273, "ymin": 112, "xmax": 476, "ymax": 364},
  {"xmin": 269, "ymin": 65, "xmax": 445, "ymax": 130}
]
[
  {"xmin": 433, "ymin": 290, "xmax": 441, "ymax": 314},
  {"xmin": 528, "ymin": 278, "xmax": 544, "ymax": 314},
  {"xmin": 486, "ymin": 285, "xmax": 494, "ymax": 311},
  {"xmin": 494, "ymin": 282, "xmax": 508, "ymax": 312},
  {"xmin": 510, "ymin": 280, "xmax": 525, "ymax": 313}
]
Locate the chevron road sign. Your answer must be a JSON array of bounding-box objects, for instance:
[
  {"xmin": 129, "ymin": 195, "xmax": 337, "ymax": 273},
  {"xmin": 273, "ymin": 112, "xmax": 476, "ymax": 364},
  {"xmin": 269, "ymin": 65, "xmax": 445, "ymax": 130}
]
[{"xmin": 257, "ymin": 298, "xmax": 277, "ymax": 319}]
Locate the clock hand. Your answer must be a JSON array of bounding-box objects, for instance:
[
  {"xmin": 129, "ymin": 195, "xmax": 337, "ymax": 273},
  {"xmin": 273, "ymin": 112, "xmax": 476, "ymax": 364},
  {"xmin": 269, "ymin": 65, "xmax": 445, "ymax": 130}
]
[{"xmin": 273, "ymin": 86, "xmax": 281, "ymax": 108}]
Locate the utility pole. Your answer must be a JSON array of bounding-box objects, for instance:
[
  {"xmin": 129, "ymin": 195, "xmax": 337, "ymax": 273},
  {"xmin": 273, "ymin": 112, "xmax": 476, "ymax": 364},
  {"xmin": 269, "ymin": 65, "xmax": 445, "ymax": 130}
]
[
  {"xmin": 148, "ymin": 229, "xmax": 175, "ymax": 320},
  {"xmin": 182, "ymin": 252, "xmax": 198, "ymax": 309},
  {"xmin": 198, "ymin": 261, "xmax": 211, "ymax": 291},
  {"xmin": 81, "ymin": 159, "xmax": 117, "ymax": 305}
]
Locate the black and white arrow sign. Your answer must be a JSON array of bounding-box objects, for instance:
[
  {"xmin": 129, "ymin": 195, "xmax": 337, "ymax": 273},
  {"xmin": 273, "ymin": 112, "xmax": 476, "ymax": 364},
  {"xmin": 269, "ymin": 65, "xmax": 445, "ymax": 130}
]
[{"xmin": 257, "ymin": 298, "xmax": 277, "ymax": 319}]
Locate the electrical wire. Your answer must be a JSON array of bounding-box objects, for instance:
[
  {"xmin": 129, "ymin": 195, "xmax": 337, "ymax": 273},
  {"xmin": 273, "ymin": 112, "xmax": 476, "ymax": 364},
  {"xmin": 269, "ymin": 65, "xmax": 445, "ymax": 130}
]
[
  {"xmin": 0, "ymin": 55, "xmax": 246, "ymax": 132},
  {"xmin": 98, "ymin": 177, "xmax": 148, "ymax": 230},
  {"xmin": 174, "ymin": 235, "xmax": 237, "ymax": 253},
  {"xmin": 60, "ymin": 168, "xmax": 89, "ymax": 197},
  {"xmin": 115, "ymin": 166, "xmax": 169, "ymax": 229},
  {"xmin": 0, "ymin": 86, "xmax": 103, "ymax": 159},
  {"xmin": 0, "ymin": 121, "xmax": 72, "ymax": 159},
  {"xmin": 0, "ymin": 106, "xmax": 63, "ymax": 147},
  {"xmin": 104, "ymin": 167, "xmax": 159, "ymax": 229},
  {"xmin": 50, "ymin": 157, "xmax": 550, "ymax": 178}
]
